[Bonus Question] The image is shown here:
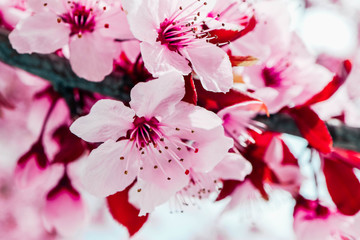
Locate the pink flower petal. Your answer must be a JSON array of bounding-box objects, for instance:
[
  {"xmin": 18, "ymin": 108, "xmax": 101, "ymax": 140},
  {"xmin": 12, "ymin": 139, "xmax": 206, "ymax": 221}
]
[
  {"xmin": 97, "ymin": 9, "xmax": 134, "ymax": 40},
  {"xmin": 14, "ymin": 156, "xmax": 49, "ymax": 189},
  {"xmin": 212, "ymin": 153, "xmax": 252, "ymax": 181},
  {"xmin": 138, "ymin": 150, "xmax": 189, "ymax": 191},
  {"xmin": 69, "ymin": 33, "xmax": 119, "ymax": 82},
  {"xmin": 182, "ymin": 44, "xmax": 233, "ymax": 92},
  {"xmin": 188, "ymin": 125, "xmax": 233, "ymax": 172},
  {"xmin": 81, "ymin": 140, "xmax": 138, "ymax": 197},
  {"xmin": 140, "ymin": 42, "xmax": 192, "ymax": 76},
  {"xmin": 70, "ymin": 99, "xmax": 135, "ymax": 143},
  {"xmin": 9, "ymin": 12, "xmax": 70, "ymax": 54},
  {"xmin": 264, "ymin": 137, "xmax": 283, "ymax": 166},
  {"xmin": 164, "ymin": 101, "xmax": 223, "ymax": 132},
  {"xmin": 130, "ymin": 71, "xmax": 185, "ymax": 118},
  {"xmin": 122, "ymin": 0, "xmax": 163, "ymax": 42},
  {"xmin": 163, "ymin": 102, "xmax": 233, "ymax": 172},
  {"xmin": 43, "ymin": 190, "xmax": 87, "ymax": 236},
  {"xmin": 129, "ymin": 179, "xmax": 185, "ymax": 216},
  {"xmin": 27, "ymin": 0, "xmax": 67, "ymax": 13}
]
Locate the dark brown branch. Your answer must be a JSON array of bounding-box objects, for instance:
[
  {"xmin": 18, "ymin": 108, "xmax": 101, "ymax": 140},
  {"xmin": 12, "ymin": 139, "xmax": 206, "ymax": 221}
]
[
  {"xmin": 255, "ymin": 114, "xmax": 360, "ymax": 152},
  {"xmin": 0, "ymin": 28, "xmax": 359, "ymax": 152}
]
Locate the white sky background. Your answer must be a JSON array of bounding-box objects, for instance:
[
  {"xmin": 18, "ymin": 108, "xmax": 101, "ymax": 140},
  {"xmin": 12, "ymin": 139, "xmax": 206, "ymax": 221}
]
[{"xmin": 77, "ymin": 1, "xmax": 359, "ymax": 239}]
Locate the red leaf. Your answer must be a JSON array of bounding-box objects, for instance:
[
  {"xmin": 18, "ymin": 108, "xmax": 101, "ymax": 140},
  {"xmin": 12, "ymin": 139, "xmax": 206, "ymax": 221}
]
[
  {"xmin": 182, "ymin": 74, "xmax": 197, "ymax": 105},
  {"xmin": 216, "ymin": 180, "xmax": 241, "ymax": 201},
  {"xmin": 208, "ymin": 16, "xmax": 257, "ymax": 44},
  {"xmin": 285, "ymin": 106, "xmax": 333, "ymax": 153},
  {"xmin": 323, "ymin": 154, "xmax": 360, "ymax": 215},
  {"xmin": 281, "ymin": 140, "xmax": 298, "ymax": 166},
  {"xmin": 332, "ymin": 148, "xmax": 360, "ymax": 169},
  {"xmin": 303, "ymin": 60, "xmax": 352, "ymax": 106},
  {"xmin": 52, "ymin": 125, "xmax": 86, "ymax": 165},
  {"xmin": 196, "ymin": 79, "xmax": 266, "ymax": 113},
  {"xmin": 241, "ymin": 131, "xmax": 281, "ymax": 200},
  {"xmin": 107, "ymin": 184, "xmax": 148, "ymax": 236},
  {"xmin": 294, "ymin": 195, "xmax": 330, "ymax": 218}
]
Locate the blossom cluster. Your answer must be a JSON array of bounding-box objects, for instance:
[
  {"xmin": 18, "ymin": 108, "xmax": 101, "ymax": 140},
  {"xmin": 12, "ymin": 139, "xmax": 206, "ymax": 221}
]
[{"xmin": 1, "ymin": 0, "xmax": 360, "ymax": 239}]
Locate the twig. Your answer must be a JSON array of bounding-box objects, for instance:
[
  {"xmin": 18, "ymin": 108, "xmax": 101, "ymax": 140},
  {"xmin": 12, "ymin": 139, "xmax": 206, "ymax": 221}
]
[{"xmin": 255, "ymin": 114, "xmax": 360, "ymax": 152}]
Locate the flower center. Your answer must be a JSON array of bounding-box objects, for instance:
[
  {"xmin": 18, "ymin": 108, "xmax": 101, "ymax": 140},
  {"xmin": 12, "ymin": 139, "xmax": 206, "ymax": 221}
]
[
  {"xmin": 130, "ymin": 116, "xmax": 161, "ymax": 148},
  {"xmin": 121, "ymin": 116, "xmax": 200, "ymax": 180},
  {"xmin": 262, "ymin": 60, "xmax": 291, "ymax": 88},
  {"xmin": 156, "ymin": 1, "xmax": 215, "ymax": 52},
  {"xmin": 262, "ymin": 67, "xmax": 282, "ymax": 87},
  {"xmin": 60, "ymin": 3, "xmax": 96, "ymax": 36}
]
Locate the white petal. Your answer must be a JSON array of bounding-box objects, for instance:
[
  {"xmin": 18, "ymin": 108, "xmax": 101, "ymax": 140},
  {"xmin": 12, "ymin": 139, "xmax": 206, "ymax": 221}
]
[
  {"xmin": 212, "ymin": 153, "xmax": 252, "ymax": 181},
  {"xmin": 70, "ymin": 99, "xmax": 135, "ymax": 143},
  {"xmin": 130, "ymin": 71, "xmax": 185, "ymax": 118},
  {"xmin": 182, "ymin": 44, "xmax": 233, "ymax": 92},
  {"xmin": 81, "ymin": 140, "xmax": 137, "ymax": 197},
  {"xmin": 9, "ymin": 12, "xmax": 70, "ymax": 54},
  {"xmin": 140, "ymin": 42, "xmax": 191, "ymax": 76},
  {"xmin": 69, "ymin": 33, "xmax": 118, "ymax": 82}
]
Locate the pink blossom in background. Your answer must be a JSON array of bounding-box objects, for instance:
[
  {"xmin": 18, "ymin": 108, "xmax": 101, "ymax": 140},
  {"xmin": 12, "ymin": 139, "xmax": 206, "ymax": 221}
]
[
  {"xmin": 312, "ymin": 52, "xmax": 360, "ymax": 127},
  {"xmin": 0, "ymin": 170, "xmax": 54, "ymax": 240},
  {"xmin": 9, "ymin": 0, "xmax": 133, "ymax": 81},
  {"xmin": 294, "ymin": 198, "xmax": 360, "ymax": 240},
  {"xmin": 230, "ymin": 1, "xmax": 332, "ymax": 113},
  {"xmin": 43, "ymin": 173, "xmax": 87, "ymax": 236}
]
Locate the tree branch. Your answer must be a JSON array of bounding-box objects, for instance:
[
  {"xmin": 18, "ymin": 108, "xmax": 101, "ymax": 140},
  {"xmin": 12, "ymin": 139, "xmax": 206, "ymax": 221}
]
[
  {"xmin": 255, "ymin": 114, "xmax": 360, "ymax": 152},
  {"xmin": 0, "ymin": 28, "xmax": 360, "ymax": 152}
]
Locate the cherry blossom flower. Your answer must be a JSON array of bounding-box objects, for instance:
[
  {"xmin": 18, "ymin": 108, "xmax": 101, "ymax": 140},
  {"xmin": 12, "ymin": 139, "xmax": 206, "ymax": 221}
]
[
  {"xmin": 230, "ymin": 1, "xmax": 332, "ymax": 113},
  {"xmin": 9, "ymin": 0, "xmax": 133, "ymax": 82},
  {"xmin": 70, "ymin": 71, "xmax": 233, "ymax": 214},
  {"xmin": 123, "ymin": 0, "xmax": 233, "ymax": 92}
]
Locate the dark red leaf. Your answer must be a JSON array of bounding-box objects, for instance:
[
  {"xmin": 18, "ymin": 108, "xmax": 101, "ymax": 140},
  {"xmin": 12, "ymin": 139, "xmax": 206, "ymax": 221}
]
[
  {"xmin": 323, "ymin": 155, "xmax": 360, "ymax": 215},
  {"xmin": 332, "ymin": 148, "xmax": 360, "ymax": 170},
  {"xmin": 196, "ymin": 79, "xmax": 265, "ymax": 113},
  {"xmin": 47, "ymin": 173, "xmax": 80, "ymax": 200},
  {"xmin": 52, "ymin": 125, "xmax": 86, "ymax": 165},
  {"xmin": 285, "ymin": 106, "xmax": 333, "ymax": 153},
  {"xmin": 241, "ymin": 131, "xmax": 281, "ymax": 200},
  {"xmin": 208, "ymin": 16, "xmax": 257, "ymax": 44},
  {"xmin": 216, "ymin": 180, "xmax": 241, "ymax": 201},
  {"xmin": 281, "ymin": 140, "xmax": 298, "ymax": 166},
  {"xmin": 303, "ymin": 60, "xmax": 352, "ymax": 106},
  {"xmin": 294, "ymin": 195, "xmax": 330, "ymax": 218},
  {"xmin": 107, "ymin": 184, "xmax": 148, "ymax": 237},
  {"xmin": 182, "ymin": 74, "xmax": 197, "ymax": 105},
  {"xmin": 18, "ymin": 141, "xmax": 48, "ymax": 168}
]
